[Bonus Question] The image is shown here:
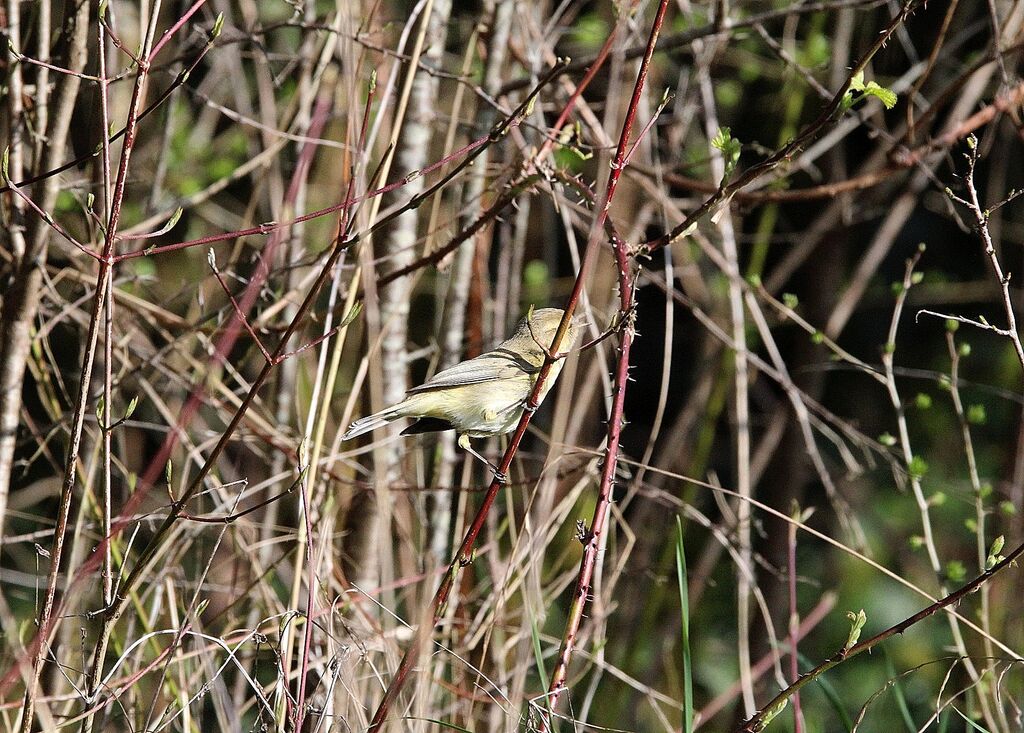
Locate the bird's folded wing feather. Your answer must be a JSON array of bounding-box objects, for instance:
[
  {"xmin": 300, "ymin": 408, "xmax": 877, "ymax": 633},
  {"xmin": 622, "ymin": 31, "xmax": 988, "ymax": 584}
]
[{"xmin": 407, "ymin": 348, "xmax": 537, "ymax": 394}]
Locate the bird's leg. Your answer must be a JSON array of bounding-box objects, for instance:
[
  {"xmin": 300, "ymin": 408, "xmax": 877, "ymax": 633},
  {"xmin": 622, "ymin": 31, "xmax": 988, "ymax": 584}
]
[{"xmin": 457, "ymin": 434, "xmax": 508, "ymax": 484}]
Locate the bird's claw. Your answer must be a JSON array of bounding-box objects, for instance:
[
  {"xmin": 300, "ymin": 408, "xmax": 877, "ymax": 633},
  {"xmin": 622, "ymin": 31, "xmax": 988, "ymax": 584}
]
[{"xmin": 492, "ymin": 469, "xmax": 509, "ymax": 485}]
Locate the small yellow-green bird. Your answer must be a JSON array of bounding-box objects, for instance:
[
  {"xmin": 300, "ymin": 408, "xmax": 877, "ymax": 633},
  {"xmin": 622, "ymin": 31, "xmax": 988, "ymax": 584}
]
[{"xmin": 342, "ymin": 308, "xmax": 579, "ymax": 479}]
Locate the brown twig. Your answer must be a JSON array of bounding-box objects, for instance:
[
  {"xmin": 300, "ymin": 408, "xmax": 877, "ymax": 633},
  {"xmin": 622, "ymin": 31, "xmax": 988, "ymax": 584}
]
[
  {"xmin": 0, "ymin": 61, "xmax": 570, "ymax": 722},
  {"xmin": 640, "ymin": 0, "xmax": 925, "ymax": 255},
  {"xmin": 21, "ymin": 2, "xmax": 162, "ymax": 728},
  {"xmin": 735, "ymin": 540, "xmax": 1024, "ymax": 732}
]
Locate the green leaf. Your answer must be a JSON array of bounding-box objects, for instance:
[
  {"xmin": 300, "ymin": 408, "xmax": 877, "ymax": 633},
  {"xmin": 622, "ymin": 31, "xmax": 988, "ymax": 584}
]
[
  {"xmin": 986, "ymin": 535, "xmax": 1005, "ymax": 570},
  {"xmin": 710, "ymin": 126, "xmax": 741, "ymax": 180},
  {"xmin": 339, "ymin": 302, "xmax": 363, "ymax": 329},
  {"xmin": 847, "ymin": 70, "xmax": 898, "ymax": 109},
  {"xmin": 142, "ymin": 207, "xmax": 183, "ymax": 238},
  {"xmin": 844, "ymin": 609, "xmax": 867, "ymax": 651},
  {"xmin": 863, "ymin": 82, "xmax": 897, "ymax": 109}
]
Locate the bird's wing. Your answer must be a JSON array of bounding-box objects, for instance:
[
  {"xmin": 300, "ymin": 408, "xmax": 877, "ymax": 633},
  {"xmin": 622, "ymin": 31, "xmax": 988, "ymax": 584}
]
[{"xmin": 407, "ymin": 348, "xmax": 536, "ymax": 394}]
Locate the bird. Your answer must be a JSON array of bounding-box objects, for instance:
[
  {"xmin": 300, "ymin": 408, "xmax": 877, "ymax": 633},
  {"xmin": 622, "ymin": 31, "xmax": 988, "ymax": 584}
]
[{"xmin": 342, "ymin": 308, "xmax": 580, "ymax": 481}]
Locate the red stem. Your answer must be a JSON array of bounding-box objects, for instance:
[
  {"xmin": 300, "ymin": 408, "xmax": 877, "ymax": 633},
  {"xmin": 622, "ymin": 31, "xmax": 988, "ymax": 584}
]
[
  {"xmin": 19, "ymin": 6, "xmax": 157, "ymax": 726},
  {"xmin": 0, "ymin": 61, "xmax": 564, "ymax": 708},
  {"xmin": 114, "ymin": 133, "xmax": 492, "ymax": 262},
  {"xmin": 366, "ymin": 2, "xmax": 667, "ymax": 730},
  {"xmin": 151, "ymin": 0, "xmax": 207, "ymax": 58},
  {"xmin": 539, "ymin": 5, "xmax": 669, "ymax": 725}
]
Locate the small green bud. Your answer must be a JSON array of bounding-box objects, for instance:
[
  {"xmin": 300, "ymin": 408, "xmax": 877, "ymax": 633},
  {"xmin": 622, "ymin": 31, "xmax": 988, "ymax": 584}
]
[
  {"xmin": 914, "ymin": 393, "xmax": 932, "ymax": 409},
  {"xmin": 844, "ymin": 609, "xmax": 867, "ymax": 651},
  {"xmin": 990, "ymin": 535, "xmax": 1005, "ymax": 556},
  {"xmin": 945, "ymin": 560, "xmax": 966, "ymax": 583}
]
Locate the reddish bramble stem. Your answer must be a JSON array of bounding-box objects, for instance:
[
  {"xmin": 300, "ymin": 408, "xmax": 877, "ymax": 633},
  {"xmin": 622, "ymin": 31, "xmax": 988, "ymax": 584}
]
[{"xmin": 538, "ymin": 0, "xmax": 670, "ymax": 726}]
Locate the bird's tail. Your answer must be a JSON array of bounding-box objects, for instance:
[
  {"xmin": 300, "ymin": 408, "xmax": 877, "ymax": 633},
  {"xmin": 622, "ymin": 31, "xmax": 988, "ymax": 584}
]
[{"xmin": 342, "ymin": 406, "xmax": 402, "ymax": 441}]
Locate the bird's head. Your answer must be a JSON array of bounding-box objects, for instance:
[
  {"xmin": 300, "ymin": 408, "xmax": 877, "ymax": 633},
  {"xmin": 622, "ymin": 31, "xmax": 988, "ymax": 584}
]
[{"xmin": 513, "ymin": 307, "xmax": 582, "ymax": 355}]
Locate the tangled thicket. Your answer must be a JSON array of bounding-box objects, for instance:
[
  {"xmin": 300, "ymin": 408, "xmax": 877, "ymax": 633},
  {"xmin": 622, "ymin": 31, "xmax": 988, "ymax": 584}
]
[{"xmin": 1, "ymin": 1, "xmax": 1023, "ymax": 732}]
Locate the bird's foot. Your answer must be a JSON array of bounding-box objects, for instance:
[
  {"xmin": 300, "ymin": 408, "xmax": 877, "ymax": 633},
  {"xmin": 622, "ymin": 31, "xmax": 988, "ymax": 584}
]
[{"xmin": 458, "ymin": 434, "xmax": 510, "ymax": 484}]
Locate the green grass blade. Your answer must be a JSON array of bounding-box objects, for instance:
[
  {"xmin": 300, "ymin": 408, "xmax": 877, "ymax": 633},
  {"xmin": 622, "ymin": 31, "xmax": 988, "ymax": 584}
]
[
  {"xmin": 883, "ymin": 648, "xmax": 917, "ymax": 733},
  {"xmin": 676, "ymin": 516, "xmax": 694, "ymax": 733}
]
